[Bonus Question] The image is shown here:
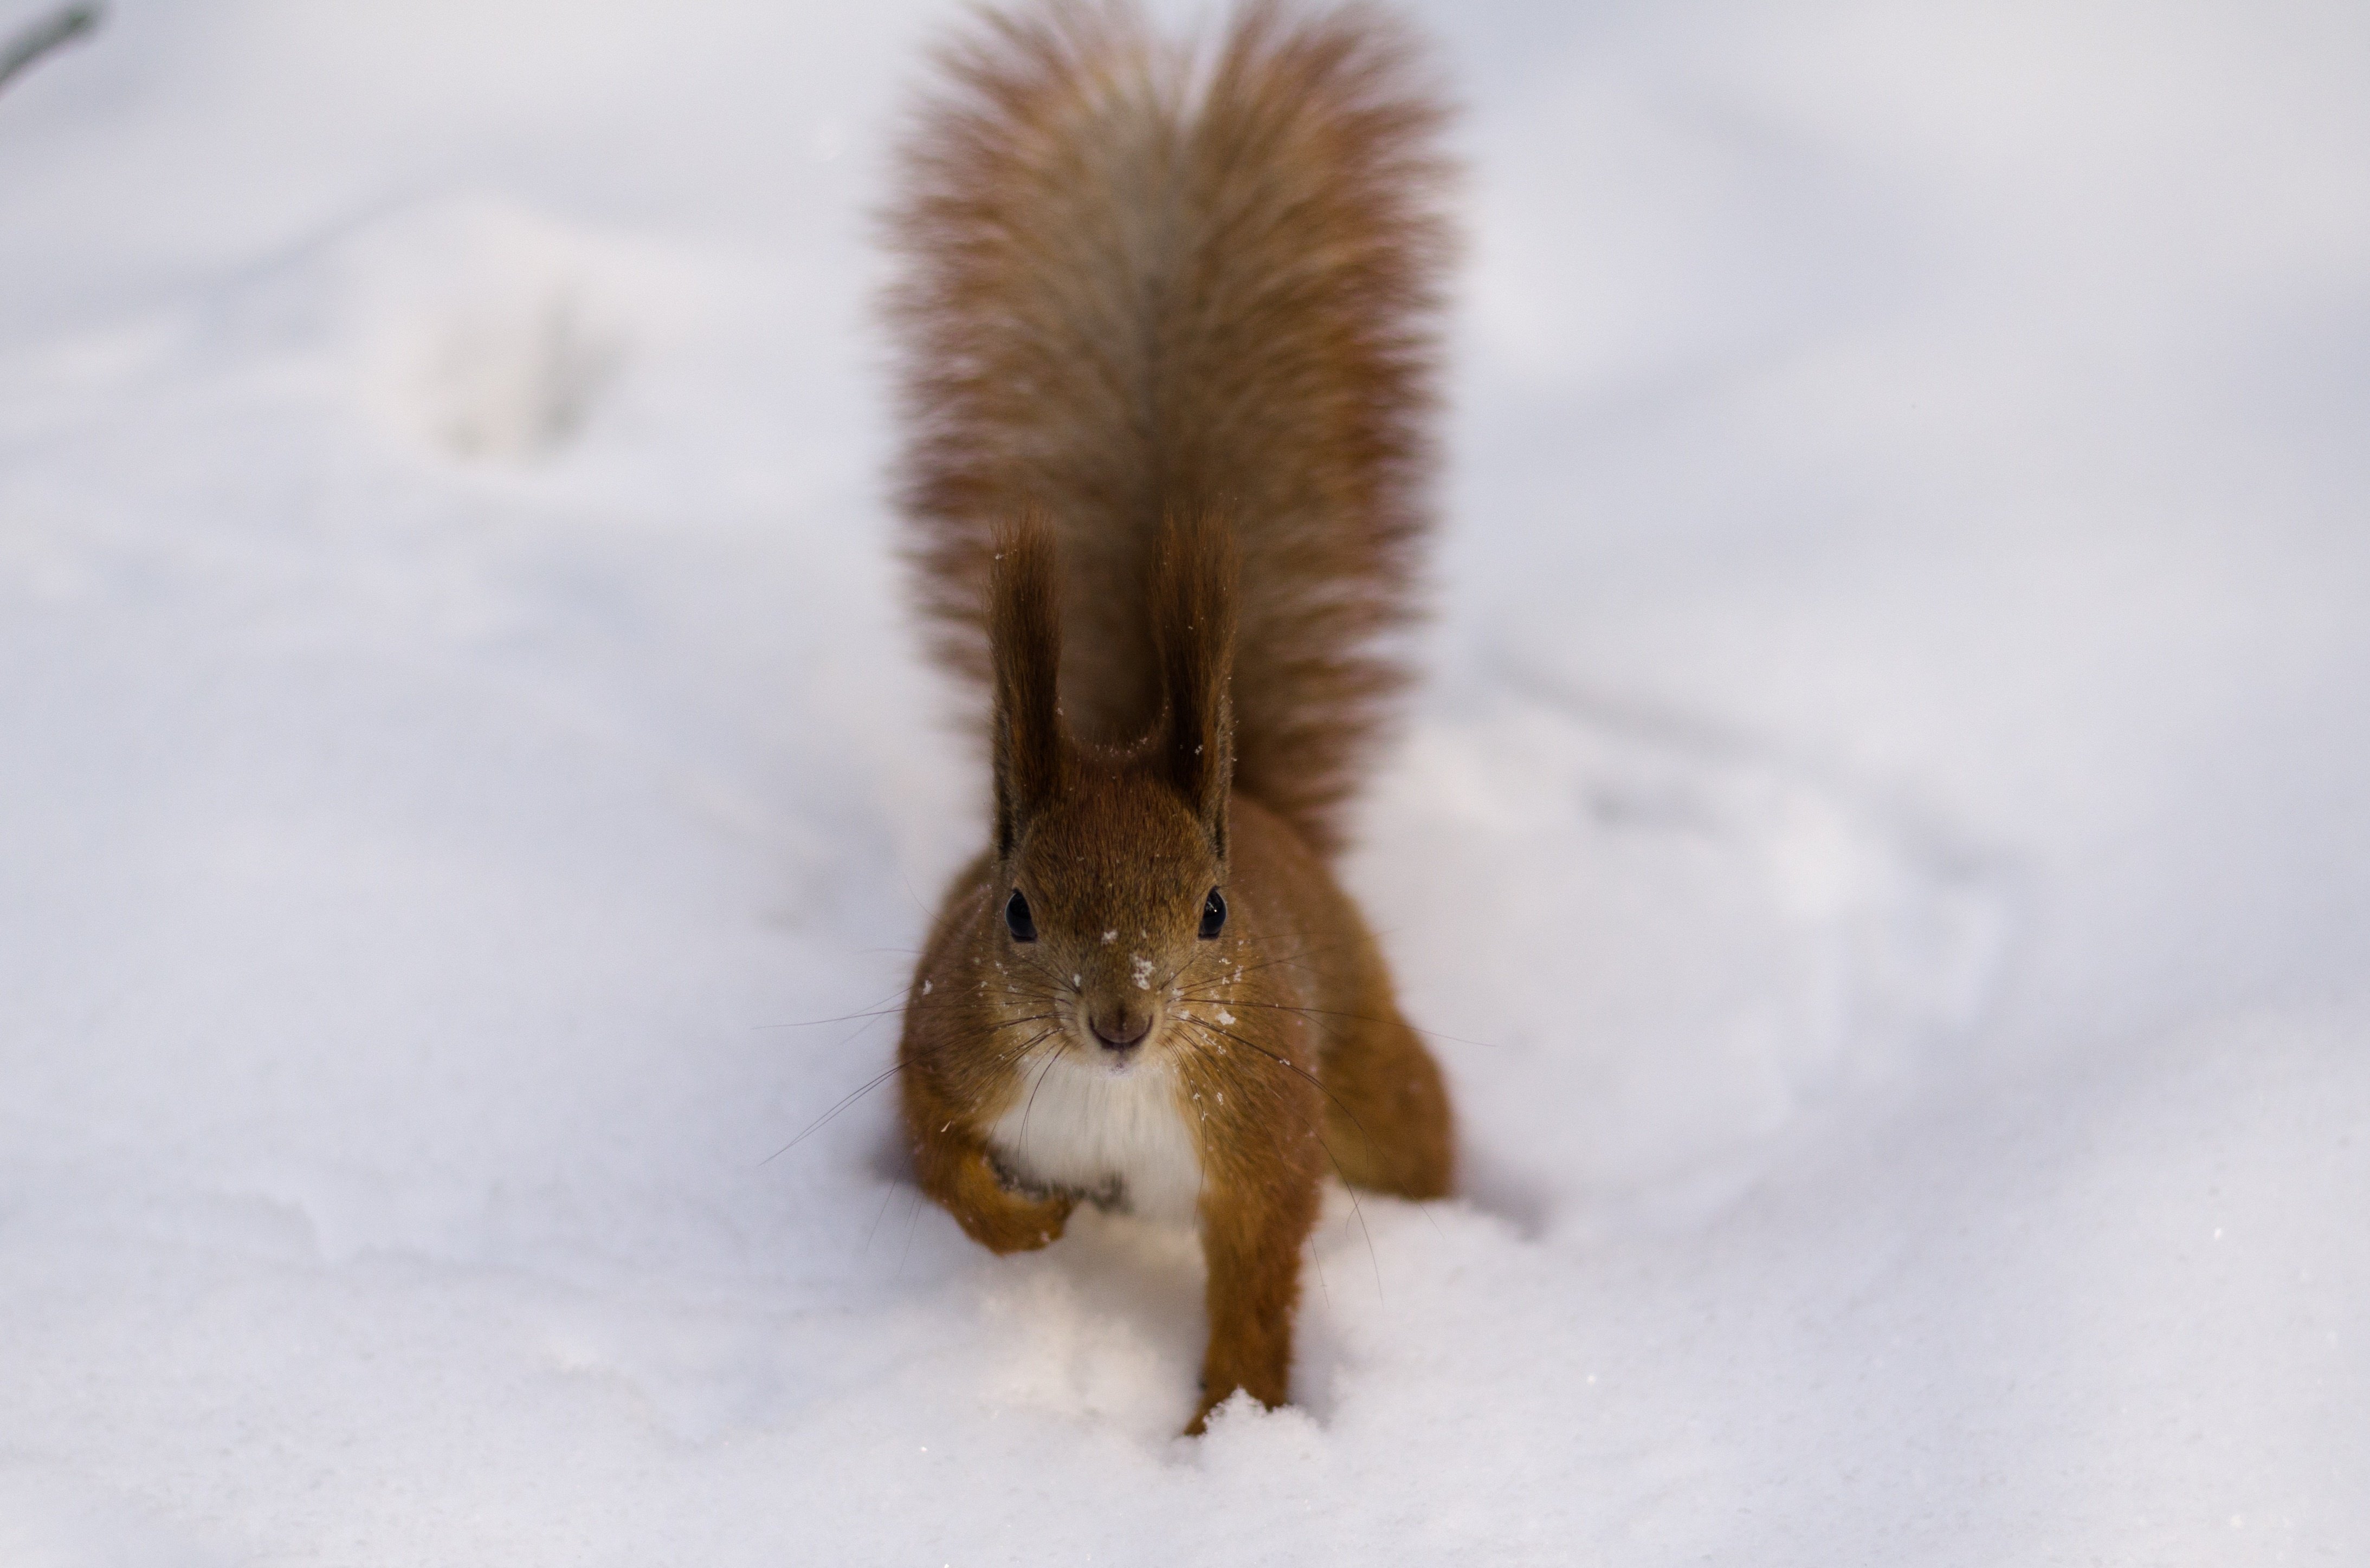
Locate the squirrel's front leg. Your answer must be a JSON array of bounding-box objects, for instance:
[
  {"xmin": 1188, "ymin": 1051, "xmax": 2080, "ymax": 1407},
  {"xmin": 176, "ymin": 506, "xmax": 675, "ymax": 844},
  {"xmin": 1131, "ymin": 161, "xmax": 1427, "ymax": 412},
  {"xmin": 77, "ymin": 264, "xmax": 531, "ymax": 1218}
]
[
  {"xmin": 908, "ymin": 1119, "xmax": 1074, "ymax": 1255},
  {"xmin": 1190, "ymin": 1170, "xmax": 1322, "ymax": 1434}
]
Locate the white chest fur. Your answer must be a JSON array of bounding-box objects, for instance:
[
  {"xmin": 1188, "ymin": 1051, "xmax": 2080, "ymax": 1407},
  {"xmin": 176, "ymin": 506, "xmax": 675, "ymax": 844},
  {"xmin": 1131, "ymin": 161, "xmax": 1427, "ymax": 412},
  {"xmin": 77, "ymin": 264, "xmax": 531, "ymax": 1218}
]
[{"xmin": 985, "ymin": 1050, "xmax": 1204, "ymax": 1225}]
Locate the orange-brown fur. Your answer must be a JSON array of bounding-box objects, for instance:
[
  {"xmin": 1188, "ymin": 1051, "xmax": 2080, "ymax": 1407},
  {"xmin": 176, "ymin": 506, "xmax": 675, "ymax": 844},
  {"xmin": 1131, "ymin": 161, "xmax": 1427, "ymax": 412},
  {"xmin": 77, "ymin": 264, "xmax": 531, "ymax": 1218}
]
[{"xmin": 886, "ymin": 0, "xmax": 1455, "ymax": 1433}]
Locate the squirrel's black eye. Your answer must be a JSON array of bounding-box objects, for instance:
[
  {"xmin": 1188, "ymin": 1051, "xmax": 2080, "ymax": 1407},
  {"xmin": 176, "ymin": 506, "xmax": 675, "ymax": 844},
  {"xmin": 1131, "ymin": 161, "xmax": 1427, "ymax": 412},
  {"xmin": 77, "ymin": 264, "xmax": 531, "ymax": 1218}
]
[
  {"xmin": 1198, "ymin": 887, "xmax": 1227, "ymax": 940},
  {"xmin": 1004, "ymin": 888, "xmax": 1037, "ymax": 943}
]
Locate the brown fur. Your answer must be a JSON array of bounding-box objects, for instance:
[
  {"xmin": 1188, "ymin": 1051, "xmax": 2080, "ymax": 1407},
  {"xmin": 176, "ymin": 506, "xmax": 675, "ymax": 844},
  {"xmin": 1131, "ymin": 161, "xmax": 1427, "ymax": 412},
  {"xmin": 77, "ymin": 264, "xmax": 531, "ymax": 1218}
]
[
  {"xmin": 886, "ymin": 0, "xmax": 1455, "ymax": 1434},
  {"xmin": 887, "ymin": 0, "xmax": 1451, "ymax": 854}
]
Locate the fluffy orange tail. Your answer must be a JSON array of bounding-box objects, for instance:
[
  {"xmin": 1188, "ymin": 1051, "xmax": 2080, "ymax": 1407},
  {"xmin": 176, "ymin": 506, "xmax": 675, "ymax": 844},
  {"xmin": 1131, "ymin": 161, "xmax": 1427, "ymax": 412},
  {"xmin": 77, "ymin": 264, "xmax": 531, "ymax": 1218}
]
[{"xmin": 886, "ymin": 0, "xmax": 1454, "ymax": 854}]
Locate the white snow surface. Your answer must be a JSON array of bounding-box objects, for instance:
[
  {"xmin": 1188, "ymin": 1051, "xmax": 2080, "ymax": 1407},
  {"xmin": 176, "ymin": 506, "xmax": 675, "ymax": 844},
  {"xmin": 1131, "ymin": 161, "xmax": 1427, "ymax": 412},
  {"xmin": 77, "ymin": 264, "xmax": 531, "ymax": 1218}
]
[{"xmin": 3, "ymin": 1, "xmax": 2366, "ymax": 1562}]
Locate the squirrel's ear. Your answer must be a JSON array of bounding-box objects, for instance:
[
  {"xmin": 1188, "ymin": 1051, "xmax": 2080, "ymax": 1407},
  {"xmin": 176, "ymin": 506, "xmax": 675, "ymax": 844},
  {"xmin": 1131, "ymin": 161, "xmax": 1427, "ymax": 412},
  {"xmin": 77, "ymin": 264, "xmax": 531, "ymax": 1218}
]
[
  {"xmin": 1154, "ymin": 509, "xmax": 1237, "ymax": 858},
  {"xmin": 989, "ymin": 514, "xmax": 1066, "ymax": 859}
]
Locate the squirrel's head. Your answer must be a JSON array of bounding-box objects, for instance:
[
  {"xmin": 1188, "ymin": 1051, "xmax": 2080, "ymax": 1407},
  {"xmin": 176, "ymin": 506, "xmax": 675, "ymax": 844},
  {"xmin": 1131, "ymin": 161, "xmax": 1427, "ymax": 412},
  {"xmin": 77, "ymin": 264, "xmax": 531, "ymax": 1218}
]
[{"xmin": 984, "ymin": 511, "xmax": 1237, "ymax": 1062}]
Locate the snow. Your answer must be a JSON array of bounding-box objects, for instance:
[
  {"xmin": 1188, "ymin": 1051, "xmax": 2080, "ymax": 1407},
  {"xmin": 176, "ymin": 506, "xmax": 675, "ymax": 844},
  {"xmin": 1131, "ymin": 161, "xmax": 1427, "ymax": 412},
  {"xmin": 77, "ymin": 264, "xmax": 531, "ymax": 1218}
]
[{"xmin": 2, "ymin": 0, "xmax": 2364, "ymax": 1562}]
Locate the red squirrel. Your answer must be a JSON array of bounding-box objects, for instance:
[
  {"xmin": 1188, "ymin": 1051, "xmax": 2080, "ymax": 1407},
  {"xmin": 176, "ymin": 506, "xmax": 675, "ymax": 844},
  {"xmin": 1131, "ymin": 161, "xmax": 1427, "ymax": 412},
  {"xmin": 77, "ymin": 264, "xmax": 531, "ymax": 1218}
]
[{"xmin": 883, "ymin": 0, "xmax": 1455, "ymax": 1434}]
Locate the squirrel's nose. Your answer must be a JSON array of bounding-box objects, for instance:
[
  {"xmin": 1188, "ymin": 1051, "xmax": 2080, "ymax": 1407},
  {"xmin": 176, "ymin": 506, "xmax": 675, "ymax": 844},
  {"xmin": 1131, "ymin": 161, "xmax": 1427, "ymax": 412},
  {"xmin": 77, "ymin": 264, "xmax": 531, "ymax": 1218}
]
[{"xmin": 1089, "ymin": 1008, "xmax": 1151, "ymax": 1050}]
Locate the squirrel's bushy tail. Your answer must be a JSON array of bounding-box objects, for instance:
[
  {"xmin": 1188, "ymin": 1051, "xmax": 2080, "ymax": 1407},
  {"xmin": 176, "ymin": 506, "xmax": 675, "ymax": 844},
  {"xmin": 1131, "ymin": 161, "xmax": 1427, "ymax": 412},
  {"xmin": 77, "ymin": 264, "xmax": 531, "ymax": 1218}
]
[{"xmin": 887, "ymin": 0, "xmax": 1452, "ymax": 855}]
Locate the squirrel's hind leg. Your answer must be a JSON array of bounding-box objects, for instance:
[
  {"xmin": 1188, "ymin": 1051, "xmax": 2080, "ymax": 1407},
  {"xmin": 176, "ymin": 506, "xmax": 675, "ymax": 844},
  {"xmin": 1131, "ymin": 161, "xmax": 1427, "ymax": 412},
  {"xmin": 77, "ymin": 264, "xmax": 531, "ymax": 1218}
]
[{"xmin": 1320, "ymin": 995, "xmax": 1455, "ymax": 1201}]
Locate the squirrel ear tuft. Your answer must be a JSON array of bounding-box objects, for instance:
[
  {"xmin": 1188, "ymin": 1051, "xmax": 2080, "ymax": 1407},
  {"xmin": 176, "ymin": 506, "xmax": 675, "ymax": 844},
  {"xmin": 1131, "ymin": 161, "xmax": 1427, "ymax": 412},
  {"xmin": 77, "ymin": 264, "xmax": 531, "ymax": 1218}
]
[
  {"xmin": 989, "ymin": 513, "xmax": 1066, "ymax": 858},
  {"xmin": 1154, "ymin": 509, "xmax": 1237, "ymax": 857}
]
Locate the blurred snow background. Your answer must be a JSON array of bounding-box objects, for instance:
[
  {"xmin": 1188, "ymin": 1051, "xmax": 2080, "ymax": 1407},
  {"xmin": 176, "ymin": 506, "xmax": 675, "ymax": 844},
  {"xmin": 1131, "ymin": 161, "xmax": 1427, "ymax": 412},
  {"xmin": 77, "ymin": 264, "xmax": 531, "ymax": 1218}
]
[{"xmin": 0, "ymin": 1, "xmax": 2362, "ymax": 1562}]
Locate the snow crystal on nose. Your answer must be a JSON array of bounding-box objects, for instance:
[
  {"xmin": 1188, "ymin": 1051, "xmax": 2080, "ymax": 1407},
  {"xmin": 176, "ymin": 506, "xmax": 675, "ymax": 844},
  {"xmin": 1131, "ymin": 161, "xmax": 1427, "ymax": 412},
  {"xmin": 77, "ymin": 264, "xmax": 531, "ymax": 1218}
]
[{"xmin": 1129, "ymin": 955, "xmax": 1153, "ymax": 990}]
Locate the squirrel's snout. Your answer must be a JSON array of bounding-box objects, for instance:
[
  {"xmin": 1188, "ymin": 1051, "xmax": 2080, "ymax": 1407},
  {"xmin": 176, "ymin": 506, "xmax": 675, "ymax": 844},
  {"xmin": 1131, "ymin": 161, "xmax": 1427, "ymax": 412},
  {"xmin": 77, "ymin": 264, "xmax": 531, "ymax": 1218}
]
[{"xmin": 1088, "ymin": 1007, "xmax": 1152, "ymax": 1051}]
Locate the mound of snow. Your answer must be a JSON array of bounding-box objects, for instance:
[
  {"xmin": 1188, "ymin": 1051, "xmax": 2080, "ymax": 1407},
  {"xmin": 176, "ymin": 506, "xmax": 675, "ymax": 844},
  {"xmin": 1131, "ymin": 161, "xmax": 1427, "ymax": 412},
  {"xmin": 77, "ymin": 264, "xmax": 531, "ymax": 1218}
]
[{"xmin": 1357, "ymin": 683, "xmax": 2011, "ymax": 1219}]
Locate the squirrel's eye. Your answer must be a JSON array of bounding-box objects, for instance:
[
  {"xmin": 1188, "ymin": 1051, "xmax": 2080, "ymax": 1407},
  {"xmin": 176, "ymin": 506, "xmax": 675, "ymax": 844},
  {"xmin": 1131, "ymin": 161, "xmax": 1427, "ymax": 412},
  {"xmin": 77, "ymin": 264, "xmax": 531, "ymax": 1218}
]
[
  {"xmin": 1004, "ymin": 888, "xmax": 1037, "ymax": 943},
  {"xmin": 1198, "ymin": 887, "xmax": 1227, "ymax": 940}
]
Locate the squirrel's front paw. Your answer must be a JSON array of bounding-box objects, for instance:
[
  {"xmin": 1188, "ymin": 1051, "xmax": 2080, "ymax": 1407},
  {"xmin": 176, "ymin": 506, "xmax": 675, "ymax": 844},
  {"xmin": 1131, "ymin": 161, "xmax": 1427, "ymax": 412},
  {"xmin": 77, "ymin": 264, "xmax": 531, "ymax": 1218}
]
[
  {"xmin": 945, "ymin": 1152, "xmax": 1074, "ymax": 1253},
  {"xmin": 958, "ymin": 1185, "xmax": 1074, "ymax": 1254}
]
